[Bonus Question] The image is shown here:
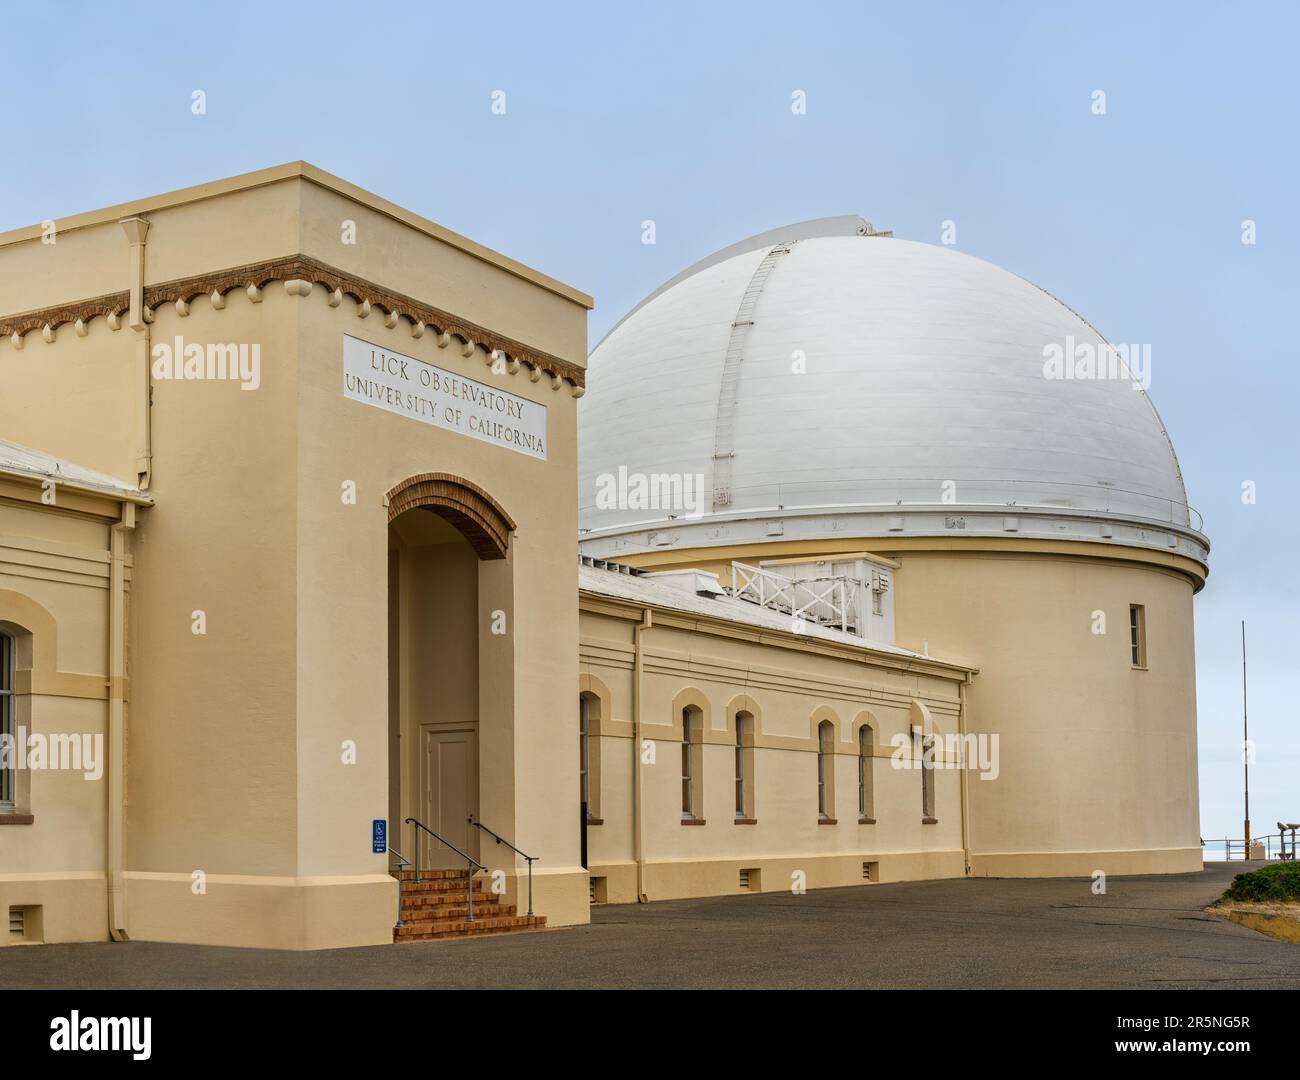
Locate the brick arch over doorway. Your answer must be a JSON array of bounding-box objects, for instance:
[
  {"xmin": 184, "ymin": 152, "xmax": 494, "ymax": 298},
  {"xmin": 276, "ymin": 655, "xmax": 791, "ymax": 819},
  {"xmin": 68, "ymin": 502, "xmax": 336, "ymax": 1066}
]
[{"xmin": 386, "ymin": 473, "xmax": 517, "ymax": 560}]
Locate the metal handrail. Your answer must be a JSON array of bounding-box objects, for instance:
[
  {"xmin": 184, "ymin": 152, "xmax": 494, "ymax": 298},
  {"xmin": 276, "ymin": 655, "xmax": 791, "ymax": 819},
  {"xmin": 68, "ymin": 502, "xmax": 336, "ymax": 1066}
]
[
  {"xmin": 405, "ymin": 817, "xmax": 484, "ymax": 923},
  {"xmin": 388, "ymin": 845, "xmax": 411, "ymax": 928},
  {"xmin": 468, "ymin": 815, "xmax": 538, "ymax": 917},
  {"xmin": 1203, "ymin": 831, "xmax": 1299, "ymax": 861},
  {"xmin": 730, "ymin": 560, "xmax": 859, "ymax": 632}
]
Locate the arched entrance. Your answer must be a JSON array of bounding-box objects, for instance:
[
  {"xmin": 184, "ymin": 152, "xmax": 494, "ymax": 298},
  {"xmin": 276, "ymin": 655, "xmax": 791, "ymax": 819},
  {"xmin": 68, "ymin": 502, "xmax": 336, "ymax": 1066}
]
[
  {"xmin": 387, "ymin": 473, "xmax": 515, "ymax": 560},
  {"xmin": 386, "ymin": 474, "xmax": 515, "ymax": 870}
]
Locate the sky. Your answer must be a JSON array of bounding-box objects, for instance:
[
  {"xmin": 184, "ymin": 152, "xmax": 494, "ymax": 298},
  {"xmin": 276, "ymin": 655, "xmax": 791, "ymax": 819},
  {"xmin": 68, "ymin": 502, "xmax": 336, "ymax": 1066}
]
[{"xmin": 2, "ymin": 0, "xmax": 1296, "ymax": 844}]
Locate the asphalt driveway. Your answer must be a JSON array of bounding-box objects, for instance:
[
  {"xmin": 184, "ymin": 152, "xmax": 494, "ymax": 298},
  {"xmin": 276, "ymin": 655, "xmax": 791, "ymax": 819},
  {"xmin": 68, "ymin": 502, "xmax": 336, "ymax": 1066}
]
[{"xmin": 3, "ymin": 862, "xmax": 1296, "ymax": 989}]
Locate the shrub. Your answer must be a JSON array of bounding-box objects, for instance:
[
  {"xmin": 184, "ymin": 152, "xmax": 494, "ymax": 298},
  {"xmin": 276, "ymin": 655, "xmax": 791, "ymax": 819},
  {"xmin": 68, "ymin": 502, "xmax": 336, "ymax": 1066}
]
[{"xmin": 1221, "ymin": 861, "xmax": 1300, "ymax": 903}]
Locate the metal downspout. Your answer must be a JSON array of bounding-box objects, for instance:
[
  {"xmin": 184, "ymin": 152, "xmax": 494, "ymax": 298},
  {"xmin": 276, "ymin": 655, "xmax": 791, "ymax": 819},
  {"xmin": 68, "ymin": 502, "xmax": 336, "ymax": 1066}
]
[
  {"xmin": 633, "ymin": 608, "xmax": 652, "ymax": 902},
  {"xmin": 958, "ymin": 675, "xmax": 972, "ymax": 876},
  {"xmin": 120, "ymin": 216, "xmax": 152, "ymax": 490},
  {"xmin": 108, "ymin": 503, "xmax": 135, "ymax": 940},
  {"xmin": 107, "ymin": 216, "xmax": 149, "ymax": 940}
]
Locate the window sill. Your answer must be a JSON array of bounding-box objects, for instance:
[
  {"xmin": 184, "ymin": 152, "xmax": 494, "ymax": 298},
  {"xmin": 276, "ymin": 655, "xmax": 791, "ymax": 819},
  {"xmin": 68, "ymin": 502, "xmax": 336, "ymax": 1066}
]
[
  {"xmin": 817, "ymin": 818, "xmax": 838, "ymax": 826},
  {"xmin": 922, "ymin": 816, "xmax": 939, "ymax": 825},
  {"xmin": 733, "ymin": 817, "xmax": 757, "ymax": 825},
  {"xmin": 585, "ymin": 816, "xmax": 604, "ymax": 826},
  {"xmin": 858, "ymin": 816, "xmax": 876, "ymax": 825},
  {"xmin": 680, "ymin": 818, "xmax": 706, "ymax": 826},
  {"xmin": 0, "ymin": 812, "xmax": 34, "ymax": 825},
  {"xmin": 1131, "ymin": 665, "xmax": 1148, "ymax": 671}
]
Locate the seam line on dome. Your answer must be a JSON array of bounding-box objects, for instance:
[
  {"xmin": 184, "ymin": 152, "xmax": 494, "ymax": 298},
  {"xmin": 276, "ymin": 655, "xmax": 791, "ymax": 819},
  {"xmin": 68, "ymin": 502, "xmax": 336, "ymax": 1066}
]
[{"xmin": 711, "ymin": 241, "xmax": 797, "ymax": 512}]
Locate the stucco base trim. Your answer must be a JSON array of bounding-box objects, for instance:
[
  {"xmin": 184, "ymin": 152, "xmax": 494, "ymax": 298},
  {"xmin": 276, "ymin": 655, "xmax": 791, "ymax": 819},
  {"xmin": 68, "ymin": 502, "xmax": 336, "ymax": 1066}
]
[
  {"xmin": 969, "ymin": 847, "xmax": 1203, "ymax": 878},
  {"xmin": 123, "ymin": 872, "xmax": 398, "ymax": 950},
  {"xmin": 494, "ymin": 866, "xmax": 590, "ymax": 929},
  {"xmin": 0, "ymin": 872, "xmax": 106, "ymax": 946},
  {"xmin": 589, "ymin": 850, "xmax": 966, "ymax": 905}
]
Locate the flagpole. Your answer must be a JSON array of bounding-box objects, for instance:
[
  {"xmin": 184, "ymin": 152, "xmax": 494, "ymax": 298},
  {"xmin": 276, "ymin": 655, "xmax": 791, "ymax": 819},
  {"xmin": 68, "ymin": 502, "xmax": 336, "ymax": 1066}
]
[{"xmin": 1242, "ymin": 620, "xmax": 1251, "ymax": 859}]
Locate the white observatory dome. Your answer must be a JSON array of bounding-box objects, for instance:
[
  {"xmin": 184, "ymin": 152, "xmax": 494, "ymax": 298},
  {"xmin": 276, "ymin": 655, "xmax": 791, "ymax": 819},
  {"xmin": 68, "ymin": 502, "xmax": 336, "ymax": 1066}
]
[{"xmin": 578, "ymin": 218, "xmax": 1207, "ymax": 564}]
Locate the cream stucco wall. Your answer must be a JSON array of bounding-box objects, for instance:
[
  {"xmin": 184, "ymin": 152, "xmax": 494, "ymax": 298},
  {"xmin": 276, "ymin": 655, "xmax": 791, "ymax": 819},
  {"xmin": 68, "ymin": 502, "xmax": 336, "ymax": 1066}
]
[
  {"xmin": 604, "ymin": 535, "xmax": 1204, "ymax": 879},
  {"xmin": 0, "ymin": 493, "xmax": 123, "ymax": 944},
  {"xmin": 579, "ymin": 597, "xmax": 971, "ymax": 904},
  {"xmin": 291, "ymin": 288, "xmax": 588, "ymax": 929},
  {"xmin": 0, "ymin": 164, "xmax": 593, "ymax": 947},
  {"xmin": 889, "ymin": 548, "xmax": 1202, "ymax": 876}
]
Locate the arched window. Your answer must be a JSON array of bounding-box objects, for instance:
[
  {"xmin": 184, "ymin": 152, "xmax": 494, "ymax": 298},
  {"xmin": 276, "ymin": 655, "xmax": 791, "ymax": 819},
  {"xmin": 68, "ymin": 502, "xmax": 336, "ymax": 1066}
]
[
  {"xmin": 579, "ymin": 694, "xmax": 590, "ymax": 811},
  {"xmin": 817, "ymin": 719, "xmax": 835, "ymax": 821},
  {"xmin": 734, "ymin": 714, "xmax": 744, "ymax": 816},
  {"xmin": 857, "ymin": 724, "xmax": 875, "ymax": 823},
  {"xmin": 681, "ymin": 706, "xmax": 704, "ymax": 821},
  {"xmin": 910, "ymin": 700, "xmax": 939, "ymax": 825},
  {"xmin": 734, "ymin": 712, "xmax": 755, "ymax": 821},
  {"xmin": 578, "ymin": 692, "xmax": 601, "ymax": 822},
  {"xmin": 0, "ymin": 630, "xmax": 14, "ymax": 808},
  {"xmin": 921, "ymin": 734, "xmax": 937, "ymax": 823}
]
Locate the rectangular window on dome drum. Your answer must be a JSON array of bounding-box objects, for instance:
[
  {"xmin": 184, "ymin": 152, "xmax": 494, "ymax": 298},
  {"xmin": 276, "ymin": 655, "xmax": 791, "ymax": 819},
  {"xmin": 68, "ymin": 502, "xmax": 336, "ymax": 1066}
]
[{"xmin": 1130, "ymin": 605, "xmax": 1147, "ymax": 668}]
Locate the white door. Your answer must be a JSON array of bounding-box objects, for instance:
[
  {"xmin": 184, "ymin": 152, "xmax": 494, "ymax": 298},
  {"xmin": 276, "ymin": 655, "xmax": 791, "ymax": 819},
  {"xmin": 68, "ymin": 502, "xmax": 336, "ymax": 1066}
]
[{"xmin": 420, "ymin": 726, "xmax": 478, "ymax": 869}]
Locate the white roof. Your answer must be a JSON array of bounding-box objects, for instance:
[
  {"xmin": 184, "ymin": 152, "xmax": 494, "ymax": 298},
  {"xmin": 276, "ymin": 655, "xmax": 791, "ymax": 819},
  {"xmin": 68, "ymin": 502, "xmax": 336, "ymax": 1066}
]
[
  {"xmin": 0, "ymin": 439, "xmax": 146, "ymax": 501},
  {"xmin": 578, "ymin": 228, "xmax": 1207, "ymax": 564},
  {"xmin": 579, "ymin": 561, "xmax": 965, "ymax": 668}
]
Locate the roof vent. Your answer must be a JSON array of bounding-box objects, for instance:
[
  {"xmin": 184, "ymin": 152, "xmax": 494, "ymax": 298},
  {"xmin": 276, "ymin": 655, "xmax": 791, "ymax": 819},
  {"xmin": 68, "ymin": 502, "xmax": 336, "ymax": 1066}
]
[
  {"xmin": 642, "ymin": 569, "xmax": 727, "ymax": 598},
  {"xmin": 579, "ymin": 554, "xmax": 644, "ymax": 576}
]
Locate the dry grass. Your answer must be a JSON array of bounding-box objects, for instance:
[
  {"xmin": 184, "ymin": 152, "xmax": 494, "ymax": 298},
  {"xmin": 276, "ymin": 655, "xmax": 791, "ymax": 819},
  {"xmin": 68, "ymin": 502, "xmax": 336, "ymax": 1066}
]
[{"xmin": 1206, "ymin": 900, "xmax": 1300, "ymax": 943}]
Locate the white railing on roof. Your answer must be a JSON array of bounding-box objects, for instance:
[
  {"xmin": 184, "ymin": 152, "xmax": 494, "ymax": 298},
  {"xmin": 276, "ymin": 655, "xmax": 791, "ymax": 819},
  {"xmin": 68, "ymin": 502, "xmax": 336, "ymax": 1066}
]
[{"xmin": 729, "ymin": 561, "xmax": 860, "ymax": 634}]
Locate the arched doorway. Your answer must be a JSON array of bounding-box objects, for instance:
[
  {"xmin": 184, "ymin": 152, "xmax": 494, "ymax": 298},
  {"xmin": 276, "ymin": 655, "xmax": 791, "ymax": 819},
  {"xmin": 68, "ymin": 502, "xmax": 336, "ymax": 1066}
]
[{"xmin": 386, "ymin": 475, "xmax": 515, "ymax": 870}]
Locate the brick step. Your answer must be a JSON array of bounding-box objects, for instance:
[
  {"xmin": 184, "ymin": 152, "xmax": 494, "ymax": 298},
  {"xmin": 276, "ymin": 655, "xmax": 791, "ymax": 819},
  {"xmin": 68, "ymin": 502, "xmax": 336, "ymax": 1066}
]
[
  {"xmin": 394, "ymin": 869, "xmax": 472, "ymax": 882},
  {"xmin": 401, "ymin": 903, "xmax": 516, "ymax": 922},
  {"xmin": 397, "ymin": 888, "xmax": 499, "ymax": 909},
  {"xmin": 396, "ymin": 879, "xmax": 488, "ymax": 896},
  {"xmin": 393, "ymin": 914, "xmax": 547, "ymax": 942},
  {"xmin": 400, "ymin": 890, "xmax": 507, "ymax": 907}
]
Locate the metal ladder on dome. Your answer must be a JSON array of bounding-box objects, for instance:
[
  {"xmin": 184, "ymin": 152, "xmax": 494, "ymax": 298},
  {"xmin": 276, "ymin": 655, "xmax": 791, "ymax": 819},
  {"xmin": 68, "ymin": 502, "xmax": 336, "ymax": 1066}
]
[{"xmin": 711, "ymin": 241, "xmax": 796, "ymax": 512}]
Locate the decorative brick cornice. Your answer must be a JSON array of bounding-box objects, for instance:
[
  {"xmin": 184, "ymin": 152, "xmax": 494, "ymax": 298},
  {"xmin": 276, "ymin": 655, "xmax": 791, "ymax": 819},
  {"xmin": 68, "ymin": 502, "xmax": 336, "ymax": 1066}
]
[
  {"xmin": 1, "ymin": 291, "xmax": 130, "ymax": 342},
  {"xmin": 1, "ymin": 254, "xmax": 585, "ymax": 389},
  {"xmin": 386, "ymin": 472, "xmax": 516, "ymax": 560}
]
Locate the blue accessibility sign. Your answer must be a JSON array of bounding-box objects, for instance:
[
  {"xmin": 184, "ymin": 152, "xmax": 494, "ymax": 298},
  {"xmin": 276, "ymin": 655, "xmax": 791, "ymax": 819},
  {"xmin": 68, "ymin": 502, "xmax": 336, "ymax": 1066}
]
[{"xmin": 372, "ymin": 819, "xmax": 387, "ymax": 854}]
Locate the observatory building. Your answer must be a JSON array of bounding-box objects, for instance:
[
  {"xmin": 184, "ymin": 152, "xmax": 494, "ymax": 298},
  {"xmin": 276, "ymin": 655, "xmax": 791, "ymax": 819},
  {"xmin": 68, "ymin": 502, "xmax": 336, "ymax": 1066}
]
[
  {"xmin": 0, "ymin": 171, "xmax": 1206, "ymax": 950},
  {"xmin": 576, "ymin": 216, "xmax": 1208, "ymax": 893}
]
